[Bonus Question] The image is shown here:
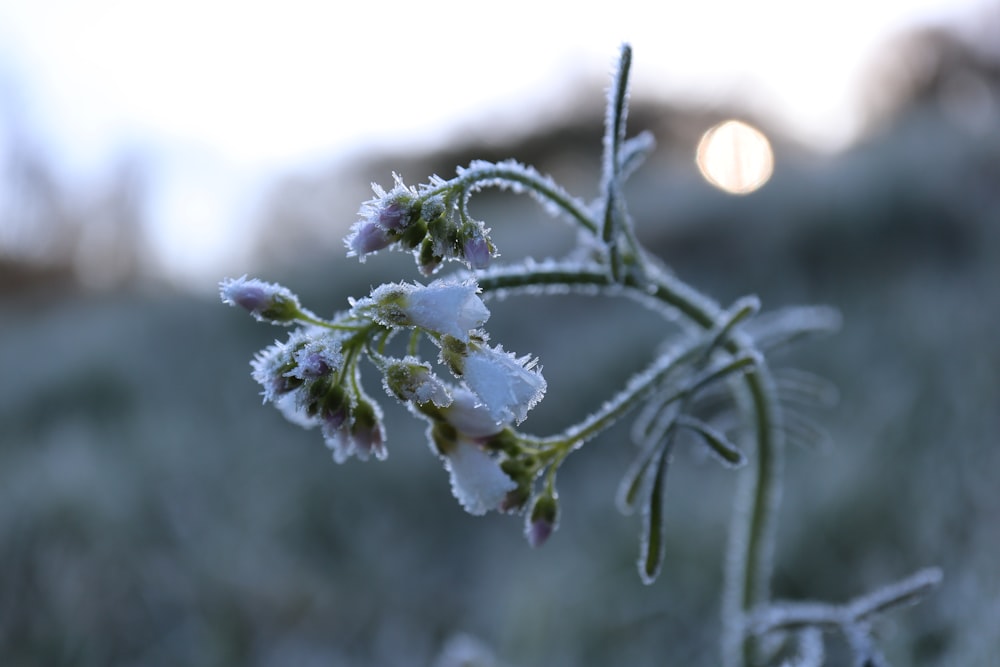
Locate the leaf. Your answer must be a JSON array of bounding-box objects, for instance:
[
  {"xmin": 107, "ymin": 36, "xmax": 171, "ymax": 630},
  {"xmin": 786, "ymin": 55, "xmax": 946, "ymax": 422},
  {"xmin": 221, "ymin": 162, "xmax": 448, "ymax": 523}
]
[
  {"xmin": 619, "ymin": 131, "xmax": 656, "ymax": 182},
  {"xmin": 617, "ymin": 436, "xmax": 668, "ymax": 514},
  {"xmin": 676, "ymin": 415, "xmax": 747, "ymax": 468},
  {"xmin": 746, "ymin": 305, "xmax": 842, "ymax": 352},
  {"xmin": 703, "ymin": 295, "xmax": 761, "ymax": 359},
  {"xmin": 639, "ymin": 445, "xmax": 671, "ymax": 585}
]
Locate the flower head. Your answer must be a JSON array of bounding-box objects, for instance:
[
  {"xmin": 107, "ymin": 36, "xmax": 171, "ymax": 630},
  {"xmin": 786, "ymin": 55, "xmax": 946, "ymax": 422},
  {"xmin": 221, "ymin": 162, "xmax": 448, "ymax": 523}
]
[{"xmin": 460, "ymin": 344, "xmax": 547, "ymax": 424}]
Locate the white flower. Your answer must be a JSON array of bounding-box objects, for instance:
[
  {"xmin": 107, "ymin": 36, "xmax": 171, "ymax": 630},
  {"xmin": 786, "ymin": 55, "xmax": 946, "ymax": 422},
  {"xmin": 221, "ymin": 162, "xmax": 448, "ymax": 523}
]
[
  {"xmin": 444, "ymin": 440, "xmax": 516, "ymax": 515},
  {"xmin": 370, "ymin": 279, "xmax": 489, "ymax": 341},
  {"xmin": 462, "ymin": 344, "xmax": 546, "ymax": 424},
  {"xmin": 441, "ymin": 388, "xmax": 506, "ymax": 438}
]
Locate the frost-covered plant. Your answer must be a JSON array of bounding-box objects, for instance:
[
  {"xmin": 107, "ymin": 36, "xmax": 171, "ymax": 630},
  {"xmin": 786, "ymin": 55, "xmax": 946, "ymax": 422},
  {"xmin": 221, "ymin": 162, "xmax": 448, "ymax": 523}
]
[{"xmin": 221, "ymin": 45, "xmax": 940, "ymax": 666}]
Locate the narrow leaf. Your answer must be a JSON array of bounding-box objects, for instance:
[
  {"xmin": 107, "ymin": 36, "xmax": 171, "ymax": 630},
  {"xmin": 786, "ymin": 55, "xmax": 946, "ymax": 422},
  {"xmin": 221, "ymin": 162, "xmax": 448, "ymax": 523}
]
[
  {"xmin": 703, "ymin": 295, "xmax": 761, "ymax": 358},
  {"xmin": 617, "ymin": 437, "xmax": 668, "ymax": 514},
  {"xmin": 747, "ymin": 305, "xmax": 842, "ymax": 352},
  {"xmin": 620, "ymin": 130, "xmax": 656, "ymax": 182},
  {"xmin": 639, "ymin": 445, "xmax": 670, "ymax": 585},
  {"xmin": 676, "ymin": 415, "xmax": 747, "ymax": 468},
  {"xmin": 689, "ymin": 352, "xmax": 760, "ymax": 397}
]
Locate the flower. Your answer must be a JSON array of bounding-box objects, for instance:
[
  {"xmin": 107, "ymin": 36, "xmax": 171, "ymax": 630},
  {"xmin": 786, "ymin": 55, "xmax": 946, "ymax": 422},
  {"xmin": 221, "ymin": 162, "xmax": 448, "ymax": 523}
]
[
  {"xmin": 369, "ymin": 279, "xmax": 489, "ymax": 342},
  {"xmin": 461, "ymin": 344, "xmax": 546, "ymax": 423},
  {"xmin": 444, "ymin": 439, "xmax": 517, "ymax": 515},
  {"xmin": 440, "ymin": 388, "xmax": 506, "ymax": 439},
  {"xmin": 220, "ymin": 275, "xmax": 304, "ymax": 324}
]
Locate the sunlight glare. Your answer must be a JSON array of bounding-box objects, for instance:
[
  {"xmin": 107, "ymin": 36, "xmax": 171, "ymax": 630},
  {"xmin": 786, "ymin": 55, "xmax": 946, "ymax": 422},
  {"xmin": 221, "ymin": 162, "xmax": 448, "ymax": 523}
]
[{"xmin": 696, "ymin": 120, "xmax": 774, "ymax": 194}]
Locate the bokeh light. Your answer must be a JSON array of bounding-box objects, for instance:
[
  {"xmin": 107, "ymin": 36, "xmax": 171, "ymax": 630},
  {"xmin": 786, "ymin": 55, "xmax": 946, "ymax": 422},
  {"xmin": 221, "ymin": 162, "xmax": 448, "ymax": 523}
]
[{"xmin": 695, "ymin": 120, "xmax": 774, "ymax": 194}]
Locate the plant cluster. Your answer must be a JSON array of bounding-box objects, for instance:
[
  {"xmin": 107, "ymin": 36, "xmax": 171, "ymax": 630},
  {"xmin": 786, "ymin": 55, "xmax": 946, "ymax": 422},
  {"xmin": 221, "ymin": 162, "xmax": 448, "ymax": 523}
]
[{"xmin": 222, "ymin": 45, "xmax": 939, "ymax": 666}]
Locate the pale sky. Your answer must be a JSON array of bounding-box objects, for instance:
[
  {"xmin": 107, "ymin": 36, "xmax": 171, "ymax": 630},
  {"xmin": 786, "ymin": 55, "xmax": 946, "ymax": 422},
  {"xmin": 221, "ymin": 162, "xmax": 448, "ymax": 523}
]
[{"xmin": 0, "ymin": 0, "xmax": 988, "ymax": 285}]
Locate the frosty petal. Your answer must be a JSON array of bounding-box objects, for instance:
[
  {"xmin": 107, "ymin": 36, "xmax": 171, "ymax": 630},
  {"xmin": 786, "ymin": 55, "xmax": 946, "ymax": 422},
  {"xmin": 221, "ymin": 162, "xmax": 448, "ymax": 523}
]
[
  {"xmin": 441, "ymin": 388, "xmax": 506, "ymax": 438},
  {"xmin": 444, "ymin": 441, "xmax": 517, "ymax": 515},
  {"xmin": 405, "ymin": 279, "xmax": 490, "ymax": 340},
  {"xmin": 462, "ymin": 345, "xmax": 547, "ymax": 423},
  {"xmin": 370, "ymin": 279, "xmax": 489, "ymax": 341}
]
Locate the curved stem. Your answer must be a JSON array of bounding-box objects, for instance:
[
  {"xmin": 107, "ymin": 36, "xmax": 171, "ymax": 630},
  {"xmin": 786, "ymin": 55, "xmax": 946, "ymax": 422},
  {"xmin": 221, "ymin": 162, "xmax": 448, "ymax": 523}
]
[{"xmin": 424, "ymin": 162, "xmax": 598, "ymax": 235}]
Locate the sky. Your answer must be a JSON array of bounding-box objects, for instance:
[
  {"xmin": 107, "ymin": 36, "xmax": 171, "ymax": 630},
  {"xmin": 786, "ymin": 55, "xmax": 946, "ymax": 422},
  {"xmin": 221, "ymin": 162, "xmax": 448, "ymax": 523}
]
[{"xmin": 0, "ymin": 0, "xmax": 990, "ymax": 286}]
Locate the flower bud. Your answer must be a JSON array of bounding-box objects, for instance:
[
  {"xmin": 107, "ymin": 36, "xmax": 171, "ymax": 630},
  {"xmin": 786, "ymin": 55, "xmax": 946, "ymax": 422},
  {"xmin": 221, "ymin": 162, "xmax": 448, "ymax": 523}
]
[
  {"xmin": 383, "ymin": 358, "xmax": 452, "ymax": 407},
  {"xmin": 346, "ymin": 221, "xmax": 392, "ymax": 257},
  {"xmin": 220, "ymin": 276, "xmax": 303, "ymax": 324},
  {"xmin": 418, "ymin": 237, "xmax": 443, "ymax": 276},
  {"xmin": 462, "ymin": 234, "xmax": 492, "ymax": 270},
  {"xmin": 420, "ymin": 195, "xmax": 446, "ymax": 222},
  {"xmin": 525, "ymin": 491, "xmax": 559, "ymax": 548},
  {"xmin": 350, "ymin": 399, "xmax": 387, "ymax": 461}
]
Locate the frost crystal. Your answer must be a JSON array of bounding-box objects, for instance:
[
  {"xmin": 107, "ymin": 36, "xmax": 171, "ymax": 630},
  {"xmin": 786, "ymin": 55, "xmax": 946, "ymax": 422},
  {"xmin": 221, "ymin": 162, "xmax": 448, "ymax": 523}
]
[
  {"xmin": 462, "ymin": 344, "xmax": 546, "ymax": 423},
  {"xmin": 444, "ymin": 440, "xmax": 517, "ymax": 515}
]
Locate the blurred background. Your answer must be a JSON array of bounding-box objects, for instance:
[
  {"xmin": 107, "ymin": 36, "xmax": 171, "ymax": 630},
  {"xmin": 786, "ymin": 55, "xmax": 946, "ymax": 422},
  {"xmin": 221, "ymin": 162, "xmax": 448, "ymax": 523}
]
[{"xmin": 1, "ymin": 1, "xmax": 999, "ymax": 665}]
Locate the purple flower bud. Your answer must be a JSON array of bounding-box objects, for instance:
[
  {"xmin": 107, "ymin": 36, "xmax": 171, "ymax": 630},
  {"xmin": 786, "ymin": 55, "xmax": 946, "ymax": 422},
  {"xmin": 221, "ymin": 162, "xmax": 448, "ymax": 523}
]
[
  {"xmin": 377, "ymin": 202, "xmax": 410, "ymax": 231},
  {"xmin": 463, "ymin": 235, "xmax": 492, "ymax": 270},
  {"xmin": 525, "ymin": 492, "xmax": 559, "ymax": 548},
  {"xmin": 346, "ymin": 221, "xmax": 392, "ymax": 258},
  {"xmin": 220, "ymin": 275, "xmax": 302, "ymax": 324}
]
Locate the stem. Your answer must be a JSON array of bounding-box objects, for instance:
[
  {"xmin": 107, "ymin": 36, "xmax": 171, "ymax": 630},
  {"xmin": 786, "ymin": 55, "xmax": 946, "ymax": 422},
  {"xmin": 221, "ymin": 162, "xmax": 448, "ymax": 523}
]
[
  {"xmin": 477, "ymin": 261, "xmax": 782, "ymax": 667},
  {"xmin": 424, "ymin": 162, "xmax": 598, "ymax": 236},
  {"xmin": 601, "ymin": 44, "xmax": 633, "ymax": 282}
]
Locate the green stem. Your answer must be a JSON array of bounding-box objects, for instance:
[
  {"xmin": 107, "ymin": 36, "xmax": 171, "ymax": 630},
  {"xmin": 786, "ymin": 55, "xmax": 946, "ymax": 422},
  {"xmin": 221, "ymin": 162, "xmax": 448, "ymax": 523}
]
[
  {"xmin": 424, "ymin": 163, "xmax": 598, "ymax": 235},
  {"xmin": 477, "ymin": 261, "xmax": 781, "ymax": 667}
]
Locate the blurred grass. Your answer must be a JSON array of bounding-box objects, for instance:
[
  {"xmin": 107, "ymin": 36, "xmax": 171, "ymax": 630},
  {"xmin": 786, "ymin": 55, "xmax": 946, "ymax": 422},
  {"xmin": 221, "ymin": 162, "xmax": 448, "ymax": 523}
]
[{"xmin": 2, "ymin": 108, "xmax": 999, "ymax": 666}]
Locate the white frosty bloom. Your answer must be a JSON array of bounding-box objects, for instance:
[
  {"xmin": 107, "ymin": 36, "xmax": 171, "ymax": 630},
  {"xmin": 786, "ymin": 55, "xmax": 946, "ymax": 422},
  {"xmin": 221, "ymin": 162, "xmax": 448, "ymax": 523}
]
[
  {"xmin": 369, "ymin": 279, "xmax": 489, "ymax": 341},
  {"xmin": 462, "ymin": 344, "xmax": 546, "ymax": 424},
  {"xmin": 444, "ymin": 440, "xmax": 517, "ymax": 515},
  {"xmin": 441, "ymin": 388, "xmax": 506, "ymax": 438}
]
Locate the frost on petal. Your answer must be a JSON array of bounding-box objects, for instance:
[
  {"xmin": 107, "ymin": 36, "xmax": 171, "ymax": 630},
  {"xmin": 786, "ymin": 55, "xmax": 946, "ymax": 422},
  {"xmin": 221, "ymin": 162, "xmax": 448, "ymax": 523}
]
[
  {"xmin": 405, "ymin": 279, "xmax": 490, "ymax": 340},
  {"xmin": 444, "ymin": 441, "xmax": 517, "ymax": 515},
  {"xmin": 462, "ymin": 345, "xmax": 547, "ymax": 423},
  {"xmin": 370, "ymin": 279, "xmax": 490, "ymax": 341},
  {"xmin": 442, "ymin": 389, "xmax": 506, "ymax": 438}
]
